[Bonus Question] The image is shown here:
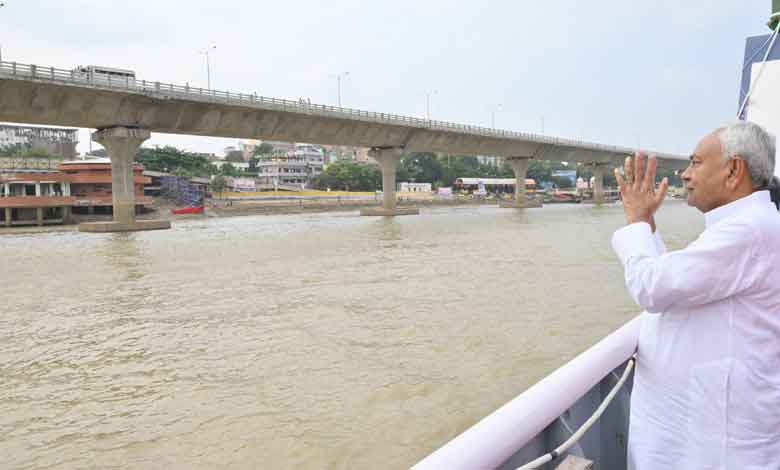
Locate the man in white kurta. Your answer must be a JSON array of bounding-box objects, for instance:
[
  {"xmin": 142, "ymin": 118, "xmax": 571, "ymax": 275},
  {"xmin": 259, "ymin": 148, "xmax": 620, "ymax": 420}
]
[{"xmin": 611, "ymin": 122, "xmax": 780, "ymax": 469}]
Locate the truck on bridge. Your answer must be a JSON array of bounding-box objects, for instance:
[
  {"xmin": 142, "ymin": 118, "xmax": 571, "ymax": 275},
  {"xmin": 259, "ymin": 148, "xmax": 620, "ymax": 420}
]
[{"xmin": 71, "ymin": 65, "xmax": 136, "ymax": 86}]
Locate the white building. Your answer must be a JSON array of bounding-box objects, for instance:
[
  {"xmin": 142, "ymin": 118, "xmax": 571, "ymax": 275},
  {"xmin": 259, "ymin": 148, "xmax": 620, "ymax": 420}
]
[
  {"xmin": 0, "ymin": 124, "xmax": 79, "ymax": 159},
  {"xmin": 256, "ymin": 143, "xmax": 325, "ymax": 188},
  {"xmin": 476, "ymin": 155, "xmax": 502, "ymax": 167},
  {"xmin": 212, "ymin": 161, "xmax": 250, "ymax": 171},
  {"xmin": 398, "ymin": 182, "xmax": 432, "ymax": 193}
]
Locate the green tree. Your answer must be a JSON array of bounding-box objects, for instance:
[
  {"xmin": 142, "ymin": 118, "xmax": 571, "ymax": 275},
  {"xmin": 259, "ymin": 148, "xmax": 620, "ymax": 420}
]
[
  {"xmin": 0, "ymin": 143, "xmax": 26, "ymax": 156},
  {"xmin": 0, "ymin": 143, "xmax": 55, "ymax": 159},
  {"xmin": 310, "ymin": 160, "xmax": 381, "ymax": 191},
  {"xmin": 253, "ymin": 143, "xmax": 275, "ymax": 156},
  {"xmin": 225, "ymin": 151, "xmax": 245, "ymax": 163},
  {"xmin": 136, "ymin": 146, "xmax": 213, "ymax": 176},
  {"xmin": 211, "ymin": 175, "xmax": 228, "ymax": 197},
  {"xmin": 219, "ymin": 162, "xmax": 242, "ymax": 177},
  {"xmin": 526, "ymin": 159, "xmax": 569, "ymax": 184},
  {"xmin": 400, "ymin": 152, "xmax": 442, "ymax": 184}
]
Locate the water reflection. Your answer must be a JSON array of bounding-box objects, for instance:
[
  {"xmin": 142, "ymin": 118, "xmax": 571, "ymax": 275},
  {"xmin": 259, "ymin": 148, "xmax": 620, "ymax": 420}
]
[{"xmin": 102, "ymin": 233, "xmax": 146, "ymax": 282}]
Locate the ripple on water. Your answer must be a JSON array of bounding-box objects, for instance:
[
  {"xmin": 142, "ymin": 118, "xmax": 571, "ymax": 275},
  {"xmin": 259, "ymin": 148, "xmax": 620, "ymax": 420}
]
[{"xmin": 0, "ymin": 202, "xmax": 703, "ymax": 469}]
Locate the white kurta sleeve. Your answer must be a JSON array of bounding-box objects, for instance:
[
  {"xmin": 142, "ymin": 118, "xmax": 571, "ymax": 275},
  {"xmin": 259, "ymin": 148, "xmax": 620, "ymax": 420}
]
[
  {"xmin": 611, "ymin": 219, "xmax": 760, "ymax": 312},
  {"xmin": 653, "ymin": 229, "xmax": 667, "ymax": 255}
]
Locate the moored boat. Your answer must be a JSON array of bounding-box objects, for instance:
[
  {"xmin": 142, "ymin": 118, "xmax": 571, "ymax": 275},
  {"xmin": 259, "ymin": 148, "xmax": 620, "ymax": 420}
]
[{"xmin": 171, "ymin": 206, "xmax": 205, "ymax": 215}]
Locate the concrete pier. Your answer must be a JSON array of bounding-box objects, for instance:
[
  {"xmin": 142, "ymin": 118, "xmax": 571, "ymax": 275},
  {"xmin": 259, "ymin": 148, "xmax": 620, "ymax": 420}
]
[
  {"xmin": 499, "ymin": 157, "xmax": 542, "ymax": 208},
  {"xmin": 360, "ymin": 147, "xmax": 419, "ymax": 216},
  {"xmin": 79, "ymin": 127, "xmax": 171, "ymax": 233},
  {"xmin": 591, "ymin": 163, "xmax": 609, "ymax": 204}
]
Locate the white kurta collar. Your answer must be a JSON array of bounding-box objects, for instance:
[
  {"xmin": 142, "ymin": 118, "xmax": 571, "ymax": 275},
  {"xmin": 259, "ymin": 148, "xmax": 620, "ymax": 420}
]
[{"xmin": 704, "ymin": 190, "xmax": 772, "ymax": 228}]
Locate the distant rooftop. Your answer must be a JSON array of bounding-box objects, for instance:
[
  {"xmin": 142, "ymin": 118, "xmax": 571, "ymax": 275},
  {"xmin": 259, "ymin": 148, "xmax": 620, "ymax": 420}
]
[{"xmin": 61, "ymin": 158, "xmax": 110, "ymax": 165}]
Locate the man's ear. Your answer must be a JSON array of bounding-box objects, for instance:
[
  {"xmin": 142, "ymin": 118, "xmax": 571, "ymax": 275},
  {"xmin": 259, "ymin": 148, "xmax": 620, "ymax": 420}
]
[{"xmin": 727, "ymin": 157, "xmax": 748, "ymax": 188}]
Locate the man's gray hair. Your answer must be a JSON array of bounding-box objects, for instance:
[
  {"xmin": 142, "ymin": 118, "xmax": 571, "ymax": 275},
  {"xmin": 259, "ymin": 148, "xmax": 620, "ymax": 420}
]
[{"xmin": 718, "ymin": 121, "xmax": 776, "ymax": 189}]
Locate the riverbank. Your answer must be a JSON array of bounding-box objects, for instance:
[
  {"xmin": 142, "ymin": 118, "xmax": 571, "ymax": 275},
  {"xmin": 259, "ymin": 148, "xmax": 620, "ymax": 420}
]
[{"xmin": 206, "ymin": 196, "xmax": 505, "ymax": 217}]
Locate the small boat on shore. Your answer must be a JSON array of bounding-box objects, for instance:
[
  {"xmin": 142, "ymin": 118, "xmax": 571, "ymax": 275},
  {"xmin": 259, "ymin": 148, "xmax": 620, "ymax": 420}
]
[{"xmin": 171, "ymin": 206, "xmax": 205, "ymax": 215}]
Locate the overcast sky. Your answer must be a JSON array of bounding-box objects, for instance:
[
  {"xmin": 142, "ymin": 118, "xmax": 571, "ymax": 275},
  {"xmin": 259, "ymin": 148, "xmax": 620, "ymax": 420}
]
[{"xmin": 0, "ymin": 0, "xmax": 772, "ymax": 156}]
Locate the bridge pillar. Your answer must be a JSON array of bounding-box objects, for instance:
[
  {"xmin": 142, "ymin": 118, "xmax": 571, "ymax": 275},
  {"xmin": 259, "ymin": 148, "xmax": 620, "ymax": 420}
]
[
  {"xmin": 499, "ymin": 157, "xmax": 541, "ymax": 208},
  {"xmin": 79, "ymin": 127, "xmax": 170, "ymax": 233},
  {"xmin": 590, "ymin": 162, "xmax": 610, "ymax": 204},
  {"xmin": 360, "ymin": 147, "xmax": 419, "ymax": 216}
]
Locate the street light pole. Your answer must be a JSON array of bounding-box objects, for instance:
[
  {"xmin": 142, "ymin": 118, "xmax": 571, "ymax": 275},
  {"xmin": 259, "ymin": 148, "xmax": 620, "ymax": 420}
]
[
  {"xmin": 425, "ymin": 90, "xmax": 437, "ymax": 120},
  {"xmin": 0, "ymin": 2, "xmax": 6, "ymax": 63},
  {"xmin": 336, "ymin": 71, "xmax": 349, "ymax": 107},
  {"xmin": 199, "ymin": 45, "xmax": 216, "ymax": 89},
  {"xmin": 491, "ymin": 104, "xmax": 503, "ymax": 129}
]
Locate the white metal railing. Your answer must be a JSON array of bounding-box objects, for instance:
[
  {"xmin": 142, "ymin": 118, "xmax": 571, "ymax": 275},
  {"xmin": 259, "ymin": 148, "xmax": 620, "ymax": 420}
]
[{"xmin": 0, "ymin": 60, "xmax": 684, "ymax": 161}]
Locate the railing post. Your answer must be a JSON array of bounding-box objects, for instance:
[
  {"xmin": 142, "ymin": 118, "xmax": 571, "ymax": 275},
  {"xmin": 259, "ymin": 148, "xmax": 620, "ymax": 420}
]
[
  {"xmin": 31, "ymin": 64, "xmax": 36, "ymax": 78},
  {"xmin": 12, "ymin": 62, "xmax": 16, "ymax": 75},
  {"xmin": 50, "ymin": 66, "xmax": 54, "ymax": 79}
]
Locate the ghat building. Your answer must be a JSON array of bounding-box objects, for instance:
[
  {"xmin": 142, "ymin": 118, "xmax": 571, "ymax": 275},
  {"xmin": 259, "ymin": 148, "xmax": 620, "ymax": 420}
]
[{"xmin": 0, "ymin": 159, "xmax": 152, "ymax": 227}]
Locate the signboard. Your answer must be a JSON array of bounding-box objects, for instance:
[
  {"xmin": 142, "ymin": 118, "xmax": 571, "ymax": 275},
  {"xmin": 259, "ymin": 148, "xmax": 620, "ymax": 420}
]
[{"xmin": 228, "ymin": 177, "xmax": 256, "ymax": 192}]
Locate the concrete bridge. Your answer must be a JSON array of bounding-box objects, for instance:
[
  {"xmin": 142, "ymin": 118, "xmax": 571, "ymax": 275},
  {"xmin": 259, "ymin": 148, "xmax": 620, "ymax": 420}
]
[{"xmin": 0, "ymin": 60, "xmax": 689, "ymax": 230}]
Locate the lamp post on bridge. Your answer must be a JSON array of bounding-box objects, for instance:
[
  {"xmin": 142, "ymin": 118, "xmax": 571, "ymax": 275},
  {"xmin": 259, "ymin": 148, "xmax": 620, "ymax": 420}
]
[
  {"xmin": 199, "ymin": 45, "xmax": 216, "ymax": 90},
  {"xmin": 335, "ymin": 71, "xmax": 349, "ymax": 107},
  {"xmin": 0, "ymin": 2, "xmax": 6, "ymax": 63},
  {"xmin": 424, "ymin": 90, "xmax": 437, "ymax": 120},
  {"xmin": 490, "ymin": 103, "xmax": 503, "ymax": 129}
]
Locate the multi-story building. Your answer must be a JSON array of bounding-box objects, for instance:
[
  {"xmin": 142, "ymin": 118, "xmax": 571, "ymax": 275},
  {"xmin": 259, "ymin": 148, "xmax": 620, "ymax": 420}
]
[
  {"xmin": 263, "ymin": 140, "xmax": 296, "ymax": 153},
  {"xmin": 211, "ymin": 161, "xmax": 250, "ymax": 172},
  {"xmin": 0, "ymin": 159, "xmax": 152, "ymax": 227},
  {"xmin": 256, "ymin": 143, "xmax": 324, "ymax": 188},
  {"xmin": 322, "ymin": 145, "xmax": 371, "ymax": 163},
  {"xmin": 476, "ymin": 155, "xmax": 503, "ymax": 167},
  {"xmin": 0, "ymin": 124, "xmax": 79, "ymax": 159}
]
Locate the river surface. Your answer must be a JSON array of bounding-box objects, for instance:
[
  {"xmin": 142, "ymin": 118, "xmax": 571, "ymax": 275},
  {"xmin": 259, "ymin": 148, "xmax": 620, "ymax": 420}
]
[{"xmin": 1, "ymin": 202, "xmax": 703, "ymax": 470}]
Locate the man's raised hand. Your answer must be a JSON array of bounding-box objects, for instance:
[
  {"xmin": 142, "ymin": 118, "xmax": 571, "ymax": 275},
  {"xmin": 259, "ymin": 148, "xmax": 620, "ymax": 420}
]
[{"xmin": 614, "ymin": 152, "xmax": 669, "ymax": 229}]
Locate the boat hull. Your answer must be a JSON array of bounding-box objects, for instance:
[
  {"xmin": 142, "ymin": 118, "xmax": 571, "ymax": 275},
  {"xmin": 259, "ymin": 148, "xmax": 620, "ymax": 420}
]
[{"xmin": 171, "ymin": 206, "xmax": 204, "ymax": 215}]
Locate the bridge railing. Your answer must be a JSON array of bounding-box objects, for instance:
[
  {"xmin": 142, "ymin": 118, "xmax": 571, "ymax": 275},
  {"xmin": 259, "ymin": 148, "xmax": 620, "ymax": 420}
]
[{"xmin": 0, "ymin": 60, "xmax": 677, "ymax": 159}]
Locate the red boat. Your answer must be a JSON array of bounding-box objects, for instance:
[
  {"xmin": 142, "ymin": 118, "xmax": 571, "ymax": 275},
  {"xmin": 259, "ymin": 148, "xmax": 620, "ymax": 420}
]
[{"xmin": 171, "ymin": 206, "xmax": 205, "ymax": 215}]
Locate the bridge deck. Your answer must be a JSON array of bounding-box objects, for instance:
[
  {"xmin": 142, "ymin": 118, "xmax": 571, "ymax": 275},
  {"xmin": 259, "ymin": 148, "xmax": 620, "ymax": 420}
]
[{"xmin": 0, "ymin": 60, "xmax": 688, "ymax": 168}]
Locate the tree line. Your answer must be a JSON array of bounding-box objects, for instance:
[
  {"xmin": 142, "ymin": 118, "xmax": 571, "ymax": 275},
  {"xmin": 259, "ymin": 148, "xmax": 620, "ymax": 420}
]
[
  {"xmin": 40, "ymin": 144, "xmax": 680, "ymax": 190},
  {"xmin": 309, "ymin": 153, "xmax": 685, "ymax": 192}
]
